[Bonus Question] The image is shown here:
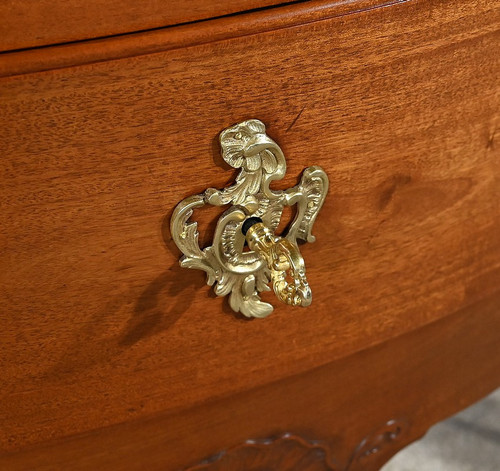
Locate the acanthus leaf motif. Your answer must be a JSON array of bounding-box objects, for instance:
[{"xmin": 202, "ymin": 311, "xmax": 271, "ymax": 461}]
[{"xmin": 170, "ymin": 119, "xmax": 328, "ymax": 318}]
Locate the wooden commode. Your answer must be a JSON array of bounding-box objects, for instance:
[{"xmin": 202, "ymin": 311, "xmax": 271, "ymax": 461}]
[{"xmin": 1, "ymin": 0, "xmax": 499, "ymax": 469}]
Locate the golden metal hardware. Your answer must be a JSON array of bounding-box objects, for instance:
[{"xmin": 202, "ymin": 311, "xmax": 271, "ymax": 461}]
[
  {"xmin": 170, "ymin": 119, "xmax": 328, "ymax": 318},
  {"xmin": 245, "ymin": 222, "xmax": 312, "ymax": 308}
]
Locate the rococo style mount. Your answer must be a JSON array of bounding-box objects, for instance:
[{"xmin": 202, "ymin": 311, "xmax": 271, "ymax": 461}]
[{"xmin": 171, "ymin": 119, "xmax": 328, "ymax": 318}]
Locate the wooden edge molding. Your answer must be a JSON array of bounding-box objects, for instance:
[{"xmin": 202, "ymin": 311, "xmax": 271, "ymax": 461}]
[
  {"xmin": 0, "ymin": 0, "xmax": 412, "ymax": 78},
  {"xmin": 184, "ymin": 420, "xmax": 410, "ymax": 470},
  {"xmin": 0, "ymin": 0, "xmax": 296, "ymax": 52}
]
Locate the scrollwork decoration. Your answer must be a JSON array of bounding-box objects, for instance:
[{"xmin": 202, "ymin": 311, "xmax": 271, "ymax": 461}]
[{"xmin": 170, "ymin": 119, "xmax": 328, "ymax": 318}]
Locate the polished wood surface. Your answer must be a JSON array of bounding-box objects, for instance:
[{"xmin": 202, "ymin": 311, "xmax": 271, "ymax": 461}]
[
  {"xmin": 2, "ymin": 295, "xmax": 500, "ymax": 470},
  {"xmin": 1, "ymin": 0, "xmax": 499, "ymax": 468},
  {"xmin": 0, "ymin": 0, "xmax": 288, "ymax": 52},
  {"xmin": 0, "ymin": 0, "xmax": 413, "ymax": 77}
]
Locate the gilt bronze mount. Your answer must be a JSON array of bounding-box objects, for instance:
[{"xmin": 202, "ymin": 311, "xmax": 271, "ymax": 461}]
[{"xmin": 170, "ymin": 119, "xmax": 328, "ymax": 318}]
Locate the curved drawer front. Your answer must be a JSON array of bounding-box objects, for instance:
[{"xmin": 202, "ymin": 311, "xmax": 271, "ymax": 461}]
[
  {"xmin": 1, "ymin": 0, "xmax": 499, "ymax": 468},
  {"xmin": 0, "ymin": 0, "xmax": 288, "ymax": 51}
]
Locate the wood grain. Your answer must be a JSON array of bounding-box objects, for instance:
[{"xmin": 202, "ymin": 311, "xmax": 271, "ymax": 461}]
[
  {"xmin": 1, "ymin": 0, "xmax": 499, "ymax": 467},
  {"xmin": 0, "ymin": 0, "xmax": 414, "ymax": 78},
  {"xmin": 2, "ymin": 293, "xmax": 500, "ymax": 470},
  {"xmin": 0, "ymin": 0, "xmax": 289, "ymax": 52}
]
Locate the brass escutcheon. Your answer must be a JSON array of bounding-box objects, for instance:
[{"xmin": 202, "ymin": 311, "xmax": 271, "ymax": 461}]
[{"xmin": 170, "ymin": 119, "xmax": 328, "ymax": 318}]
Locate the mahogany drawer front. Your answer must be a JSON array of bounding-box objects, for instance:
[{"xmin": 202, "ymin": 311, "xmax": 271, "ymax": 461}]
[
  {"xmin": 0, "ymin": 0, "xmax": 287, "ymax": 52},
  {"xmin": 1, "ymin": 0, "xmax": 499, "ymax": 468}
]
